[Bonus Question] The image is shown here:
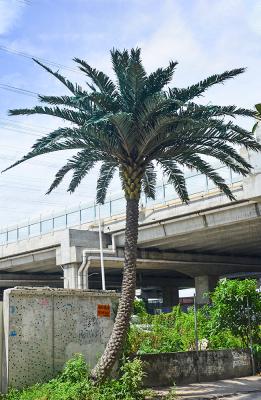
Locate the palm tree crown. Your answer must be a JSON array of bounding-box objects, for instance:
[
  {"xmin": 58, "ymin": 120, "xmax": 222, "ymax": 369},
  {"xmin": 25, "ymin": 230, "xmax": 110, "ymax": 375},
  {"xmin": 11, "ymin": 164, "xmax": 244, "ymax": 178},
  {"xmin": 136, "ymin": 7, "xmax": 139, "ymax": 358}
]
[{"xmin": 4, "ymin": 48, "xmax": 260, "ymax": 203}]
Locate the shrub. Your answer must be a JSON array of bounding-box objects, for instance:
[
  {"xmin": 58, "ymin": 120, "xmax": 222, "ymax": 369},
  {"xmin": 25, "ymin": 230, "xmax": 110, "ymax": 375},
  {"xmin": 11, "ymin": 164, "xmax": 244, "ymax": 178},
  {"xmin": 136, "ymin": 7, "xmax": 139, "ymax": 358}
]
[
  {"xmin": 209, "ymin": 279, "xmax": 261, "ymax": 347},
  {"xmin": 3, "ymin": 355, "xmax": 147, "ymax": 400},
  {"xmin": 126, "ymin": 305, "xmax": 210, "ymax": 354},
  {"xmin": 126, "ymin": 280, "xmax": 261, "ymax": 356},
  {"xmin": 133, "ymin": 299, "xmax": 147, "ymax": 316}
]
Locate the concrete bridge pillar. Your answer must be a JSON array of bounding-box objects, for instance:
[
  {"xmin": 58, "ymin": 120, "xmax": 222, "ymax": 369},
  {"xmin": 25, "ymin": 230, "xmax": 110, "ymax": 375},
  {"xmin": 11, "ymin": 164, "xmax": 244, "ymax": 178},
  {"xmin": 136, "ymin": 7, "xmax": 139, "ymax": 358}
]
[
  {"xmin": 63, "ymin": 263, "xmax": 80, "ymax": 289},
  {"xmin": 195, "ymin": 275, "xmax": 219, "ymax": 305},
  {"xmin": 162, "ymin": 286, "xmax": 179, "ymax": 309}
]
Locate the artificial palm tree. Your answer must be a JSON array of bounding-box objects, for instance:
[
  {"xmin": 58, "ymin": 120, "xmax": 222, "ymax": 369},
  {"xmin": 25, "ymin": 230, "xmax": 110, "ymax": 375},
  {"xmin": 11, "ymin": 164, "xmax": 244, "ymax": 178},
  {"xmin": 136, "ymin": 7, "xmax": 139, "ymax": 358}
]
[{"xmin": 3, "ymin": 48, "xmax": 260, "ymax": 380}]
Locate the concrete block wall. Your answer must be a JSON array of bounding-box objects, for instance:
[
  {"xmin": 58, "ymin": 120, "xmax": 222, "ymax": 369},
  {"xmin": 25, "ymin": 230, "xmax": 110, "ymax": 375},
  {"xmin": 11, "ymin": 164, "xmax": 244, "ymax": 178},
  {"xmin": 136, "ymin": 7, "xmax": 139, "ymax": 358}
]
[
  {"xmin": 2, "ymin": 287, "xmax": 119, "ymax": 392},
  {"xmin": 140, "ymin": 349, "xmax": 252, "ymax": 387}
]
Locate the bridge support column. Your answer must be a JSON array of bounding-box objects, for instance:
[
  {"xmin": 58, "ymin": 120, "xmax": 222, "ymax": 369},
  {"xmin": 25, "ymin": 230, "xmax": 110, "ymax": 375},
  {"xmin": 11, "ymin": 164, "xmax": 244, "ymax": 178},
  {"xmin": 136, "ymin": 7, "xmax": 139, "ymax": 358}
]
[
  {"xmin": 162, "ymin": 286, "xmax": 179, "ymax": 309},
  {"xmin": 195, "ymin": 275, "xmax": 218, "ymax": 305},
  {"xmin": 63, "ymin": 263, "xmax": 80, "ymax": 289}
]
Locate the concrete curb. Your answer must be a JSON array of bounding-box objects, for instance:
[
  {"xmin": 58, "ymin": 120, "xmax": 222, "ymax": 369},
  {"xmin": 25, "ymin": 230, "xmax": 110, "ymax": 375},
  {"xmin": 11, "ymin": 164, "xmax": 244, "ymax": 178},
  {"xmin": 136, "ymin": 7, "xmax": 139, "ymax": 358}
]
[
  {"xmin": 148, "ymin": 376, "xmax": 261, "ymax": 399},
  {"xmin": 176, "ymin": 389, "xmax": 261, "ymax": 399},
  {"xmin": 148, "ymin": 389, "xmax": 261, "ymax": 399}
]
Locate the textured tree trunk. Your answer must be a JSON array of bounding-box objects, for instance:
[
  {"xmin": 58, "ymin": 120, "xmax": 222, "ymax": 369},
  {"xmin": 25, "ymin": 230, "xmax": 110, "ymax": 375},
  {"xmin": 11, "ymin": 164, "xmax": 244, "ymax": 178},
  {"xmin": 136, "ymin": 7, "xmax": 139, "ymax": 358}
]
[{"xmin": 91, "ymin": 198, "xmax": 139, "ymax": 380}]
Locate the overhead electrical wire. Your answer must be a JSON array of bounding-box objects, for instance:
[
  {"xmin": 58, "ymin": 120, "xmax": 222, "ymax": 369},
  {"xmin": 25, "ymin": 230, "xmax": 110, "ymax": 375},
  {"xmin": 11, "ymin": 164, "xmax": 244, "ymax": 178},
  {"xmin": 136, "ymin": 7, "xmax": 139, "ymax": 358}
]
[
  {"xmin": 0, "ymin": 153, "xmax": 68, "ymax": 170},
  {"xmin": 0, "ymin": 45, "xmax": 80, "ymax": 73},
  {"xmin": 1, "ymin": 125, "xmax": 42, "ymax": 138},
  {"xmin": 0, "ymin": 118, "xmax": 50, "ymax": 133},
  {"xmin": 0, "ymin": 83, "xmax": 38, "ymax": 97},
  {"xmin": 0, "ymin": 196, "xmax": 70, "ymax": 206},
  {"xmin": 0, "ymin": 44, "xmax": 92, "ymax": 216},
  {"xmin": 15, "ymin": 0, "xmax": 32, "ymax": 6}
]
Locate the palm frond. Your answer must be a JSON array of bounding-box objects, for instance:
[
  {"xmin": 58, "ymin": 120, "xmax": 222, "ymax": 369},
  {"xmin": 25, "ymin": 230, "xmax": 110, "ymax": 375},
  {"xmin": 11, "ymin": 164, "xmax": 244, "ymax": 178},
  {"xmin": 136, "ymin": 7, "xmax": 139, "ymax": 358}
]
[
  {"xmin": 68, "ymin": 151, "xmax": 97, "ymax": 193},
  {"xmin": 109, "ymin": 112, "xmax": 134, "ymax": 154},
  {"xmin": 110, "ymin": 48, "xmax": 148, "ymax": 111},
  {"xmin": 141, "ymin": 162, "xmax": 156, "ymax": 199},
  {"xmin": 171, "ymin": 68, "xmax": 245, "ymax": 102},
  {"xmin": 30, "ymin": 126, "xmax": 108, "ymax": 156},
  {"xmin": 111, "ymin": 48, "xmax": 129, "ymax": 92},
  {"xmin": 88, "ymin": 92, "xmax": 119, "ymax": 112},
  {"xmin": 33, "ymin": 58, "xmax": 86, "ymax": 95},
  {"xmin": 46, "ymin": 150, "xmax": 98, "ymax": 194},
  {"xmin": 146, "ymin": 61, "xmax": 178, "ymax": 95},
  {"xmin": 183, "ymin": 103, "xmax": 256, "ymax": 119},
  {"xmin": 198, "ymin": 143, "xmax": 252, "ymax": 174},
  {"xmin": 255, "ymin": 104, "xmax": 261, "ymax": 115},
  {"xmin": 159, "ymin": 159, "xmax": 189, "ymax": 203},
  {"xmin": 181, "ymin": 154, "xmax": 235, "ymax": 200},
  {"xmin": 2, "ymin": 137, "xmax": 92, "ymax": 173},
  {"xmin": 74, "ymin": 58, "xmax": 117, "ymax": 96},
  {"xmin": 46, "ymin": 164, "xmax": 72, "ymax": 194},
  {"xmin": 38, "ymin": 94, "xmax": 93, "ymax": 113},
  {"xmin": 111, "ymin": 48, "xmax": 129, "ymax": 73},
  {"xmin": 9, "ymin": 105, "xmax": 87, "ymax": 125},
  {"xmin": 120, "ymin": 49, "xmax": 147, "ymax": 110},
  {"xmin": 96, "ymin": 161, "xmax": 117, "ymax": 204}
]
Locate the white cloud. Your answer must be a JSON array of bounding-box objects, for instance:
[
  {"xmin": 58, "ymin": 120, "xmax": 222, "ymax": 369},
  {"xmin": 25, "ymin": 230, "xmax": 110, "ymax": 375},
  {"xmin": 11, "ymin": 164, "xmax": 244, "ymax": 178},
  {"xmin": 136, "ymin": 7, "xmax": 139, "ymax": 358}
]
[
  {"xmin": 139, "ymin": 0, "xmax": 260, "ymax": 112},
  {"xmin": 0, "ymin": 0, "xmax": 24, "ymax": 35},
  {"xmin": 140, "ymin": 3, "xmax": 205, "ymax": 83},
  {"xmin": 248, "ymin": 1, "xmax": 261, "ymax": 35}
]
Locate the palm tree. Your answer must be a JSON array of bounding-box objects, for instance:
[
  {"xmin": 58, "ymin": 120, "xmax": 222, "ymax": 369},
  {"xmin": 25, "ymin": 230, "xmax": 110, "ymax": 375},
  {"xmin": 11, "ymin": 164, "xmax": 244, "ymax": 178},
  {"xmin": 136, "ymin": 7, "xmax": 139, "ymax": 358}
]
[{"xmin": 3, "ymin": 48, "xmax": 260, "ymax": 380}]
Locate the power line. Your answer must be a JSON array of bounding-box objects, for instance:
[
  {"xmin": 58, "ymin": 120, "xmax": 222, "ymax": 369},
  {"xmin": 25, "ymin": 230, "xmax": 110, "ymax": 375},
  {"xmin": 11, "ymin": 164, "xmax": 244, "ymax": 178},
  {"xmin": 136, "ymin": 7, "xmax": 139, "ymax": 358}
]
[
  {"xmin": 0, "ymin": 183, "xmax": 71, "ymax": 195},
  {"xmin": 0, "ymin": 83, "xmax": 38, "ymax": 97},
  {"xmin": 0, "ymin": 45, "xmax": 80, "ymax": 74},
  {"xmin": 0, "ymin": 0, "xmax": 31, "ymax": 6},
  {"xmin": 0, "ymin": 196, "xmax": 70, "ymax": 206},
  {"xmin": 1, "ymin": 125, "xmax": 43, "ymax": 138},
  {"xmin": 0, "ymin": 118, "xmax": 59, "ymax": 140},
  {"xmin": 0, "ymin": 118, "xmax": 50, "ymax": 133},
  {"xmin": 15, "ymin": 0, "xmax": 32, "ymax": 5},
  {"xmin": 0, "ymin": 154, "xmax": 67, "ymax": 170}
]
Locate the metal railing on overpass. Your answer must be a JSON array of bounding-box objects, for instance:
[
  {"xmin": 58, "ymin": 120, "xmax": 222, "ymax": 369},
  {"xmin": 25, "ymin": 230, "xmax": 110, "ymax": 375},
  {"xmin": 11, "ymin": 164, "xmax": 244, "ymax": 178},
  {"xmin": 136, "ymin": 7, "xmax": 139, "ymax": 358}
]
[{"xmin": 0, "ymin": 165, "xmax": 242, "ymax": 245}]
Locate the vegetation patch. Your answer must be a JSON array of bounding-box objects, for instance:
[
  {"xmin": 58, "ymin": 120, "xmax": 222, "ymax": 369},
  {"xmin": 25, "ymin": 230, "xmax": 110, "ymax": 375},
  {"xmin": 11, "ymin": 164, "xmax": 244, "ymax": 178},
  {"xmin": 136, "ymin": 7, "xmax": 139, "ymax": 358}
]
[
  {"xmin": 126, "ymin": 279, "xmax": 261, "ymax": 356},
  {"xmin": 3, "ymin": 355, "xmax": 151, "ymax": 400}
]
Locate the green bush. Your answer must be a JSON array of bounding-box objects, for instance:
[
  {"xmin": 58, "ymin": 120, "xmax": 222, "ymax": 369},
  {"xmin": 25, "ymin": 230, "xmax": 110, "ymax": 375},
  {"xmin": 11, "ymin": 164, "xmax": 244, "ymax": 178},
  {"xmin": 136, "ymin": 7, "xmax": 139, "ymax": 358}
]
[
  {"xmin": 3, "ymin": 355, "xmax": 147, "ymax": 400},
  {"xmin": 126, "ymin": 305, "xmax": 211, "ymax": 354},
  {"xmin": 126, "ymin": 305, "xmax": 260, "ymax": 355},
  {"xmin": 133, "ymin": 299, "xmax": 147, "ymax": 316},
  {"xmin": 207, "ymin": 329, "xmax": 243, "ymax": 350},
  {"xmin": 209, "ymin": 279, "xmax": 261, "ymax": 347},
  {"xmin": 126, "ymin": 280, "xmax": 261, "ymax": 356},
  {"xmin": 253, "ymin": 343, "xmax": 261, "ymax": 372}
]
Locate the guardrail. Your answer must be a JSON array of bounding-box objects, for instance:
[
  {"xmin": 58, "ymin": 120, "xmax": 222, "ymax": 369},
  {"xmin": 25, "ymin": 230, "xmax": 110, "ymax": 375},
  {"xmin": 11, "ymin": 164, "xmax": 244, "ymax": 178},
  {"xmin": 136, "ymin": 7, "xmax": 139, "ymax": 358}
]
[{"xmin": 0, "ymin": 165, "xmax": 242, "ymax": 245}]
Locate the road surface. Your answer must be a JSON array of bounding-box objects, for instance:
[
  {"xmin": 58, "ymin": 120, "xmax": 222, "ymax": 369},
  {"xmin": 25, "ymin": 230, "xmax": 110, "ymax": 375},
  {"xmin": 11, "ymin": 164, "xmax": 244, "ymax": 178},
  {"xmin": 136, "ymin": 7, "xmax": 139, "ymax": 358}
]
[{"xmin": 226, "ymin": 393, "xmax": 261, "ymax": 400}]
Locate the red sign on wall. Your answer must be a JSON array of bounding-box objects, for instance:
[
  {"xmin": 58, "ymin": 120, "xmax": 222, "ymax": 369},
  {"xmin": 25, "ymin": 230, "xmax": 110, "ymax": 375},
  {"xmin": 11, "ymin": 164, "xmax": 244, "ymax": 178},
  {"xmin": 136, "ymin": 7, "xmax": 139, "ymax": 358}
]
[{"xmin": 97, "ymin": 304, "xmax": 111, "ymax": 318}]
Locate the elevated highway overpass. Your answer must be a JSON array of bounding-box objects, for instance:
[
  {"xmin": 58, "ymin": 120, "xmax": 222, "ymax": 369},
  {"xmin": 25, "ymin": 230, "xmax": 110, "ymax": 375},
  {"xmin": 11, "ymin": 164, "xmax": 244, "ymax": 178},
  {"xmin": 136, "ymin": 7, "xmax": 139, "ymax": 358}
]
[{"xmin": 0, "ymin": 136, "xmax": 261, "ymax": 304}]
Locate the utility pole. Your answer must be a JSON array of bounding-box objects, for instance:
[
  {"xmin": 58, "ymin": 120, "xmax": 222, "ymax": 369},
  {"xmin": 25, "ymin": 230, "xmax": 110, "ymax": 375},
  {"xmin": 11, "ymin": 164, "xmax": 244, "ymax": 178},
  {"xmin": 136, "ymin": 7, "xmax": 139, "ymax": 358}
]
[
  {"xmin": 246, "ymin": 297, "xmax": 256, "ymax": 376},
  {"xmin": 98, "ymin": 205, "xmax": 106, "ymax": 291},
  {"xmin": 194, "ymin": 293, "xmax": 200, "ymax": 382}
]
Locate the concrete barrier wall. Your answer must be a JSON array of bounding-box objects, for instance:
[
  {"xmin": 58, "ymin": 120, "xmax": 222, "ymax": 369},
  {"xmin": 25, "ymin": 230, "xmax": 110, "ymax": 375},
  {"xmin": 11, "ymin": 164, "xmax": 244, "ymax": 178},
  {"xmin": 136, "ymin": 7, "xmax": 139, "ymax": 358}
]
[
  {"xmin": 140, "ymin": 349, "xmax": 252, "ymax": 387},
  {"xmin": 2, "ymin": 287, "xmax": 119, "ymax": 392}
]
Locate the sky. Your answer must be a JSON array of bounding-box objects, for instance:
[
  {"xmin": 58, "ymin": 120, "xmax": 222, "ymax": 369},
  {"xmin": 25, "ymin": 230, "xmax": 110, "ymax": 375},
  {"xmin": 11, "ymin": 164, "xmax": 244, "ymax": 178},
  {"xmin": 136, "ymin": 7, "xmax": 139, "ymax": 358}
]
[{"xmin": 0, "ymin": 0, "xmax": 261, "ymax": 228}]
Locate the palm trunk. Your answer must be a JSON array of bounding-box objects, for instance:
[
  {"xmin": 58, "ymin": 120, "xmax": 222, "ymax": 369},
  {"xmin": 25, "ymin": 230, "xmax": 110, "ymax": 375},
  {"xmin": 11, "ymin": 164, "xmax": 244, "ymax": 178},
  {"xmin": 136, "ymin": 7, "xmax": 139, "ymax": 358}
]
[{"xmin": 91, "ymin": 198, "xmax": 139, "ymax": 380}]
